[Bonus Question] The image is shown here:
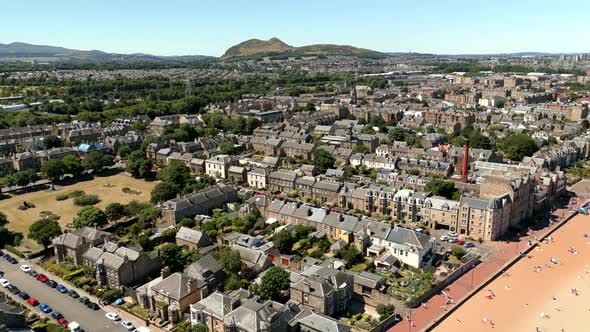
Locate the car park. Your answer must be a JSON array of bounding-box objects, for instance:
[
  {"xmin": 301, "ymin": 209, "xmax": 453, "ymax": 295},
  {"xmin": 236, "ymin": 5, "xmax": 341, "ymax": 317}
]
[
  {"xmin": 36, "ymin": 274, "xmax": 49, "ymax": 282},
  {"xmin": 68, "ymin": 289, "xmax": 80, "ymax": 298},
  {"xmin": 86, "ymin": 302, "xmax": 100, "ymax": 310},
  {"xmin": 56, "ymin": 285, "xmax": 68, "ymax": 293},
  {"xmin": 0, "ymin": 278, "xmax": 10, "ymax": 287},
  {"xmin": 18, "ymin": 291, "xmax": 30, "ymax": 300},
  {"xmin": 39, "ymin": 303, "xmax": 53, "ymax": 313},
  {"xmin": 105, "ymin": 312, "xmax": 120, "ymax": 321},
  {"xmin": 46, "ymin": 280, "xmax": 57, "ymax": 288},
  {"xmin": 19, "ymin": 265, "xmax": 31, "ymax": 273},
  {"xmin": 120, "ymin": 320, "xmax": 135, "ymax": 331},
  {"xmin": 52, "ymin": 312, "xmax": 63, "ymax": 320},
  {"xmin": 27, "ymin": 297, "xmax": 39, "ymax": 306}
]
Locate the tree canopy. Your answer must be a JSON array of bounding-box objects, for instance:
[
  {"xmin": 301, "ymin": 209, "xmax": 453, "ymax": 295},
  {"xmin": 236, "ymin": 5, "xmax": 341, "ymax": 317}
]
[
  {"xmin": 312, "ymin": 149, "xmax": 335, "ymax": 173},
  {"xmin": 41, "ymin": 159, "xmax": 65, "ymax": 183},
  {"xmin": 497, "ymin": 133, "xmax": 539, "ymax": 161},
  {"xmin": 73, "ymin": 206, "xmax": 108, "ymax": 229},
  {"xmin": 28, "ymin": 218, "xmax": 62, "ymax": 248},
  {"xmin": 259, "ymin": 266, "xmax": 290, "ymax": 301},
  {"xmin": 425, "ymin": 179, "xmax": 459, "ymax": 200}
]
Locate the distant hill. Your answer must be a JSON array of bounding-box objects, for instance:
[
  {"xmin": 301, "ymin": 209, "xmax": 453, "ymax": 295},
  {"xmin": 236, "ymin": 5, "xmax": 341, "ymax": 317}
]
[
  {"xmin": 0, "ymin": 42, "xmax": 211, "ymax": 63},
  {"xmin": 222, "ymin": 37, "xmax": 384, "ymax": 58}
]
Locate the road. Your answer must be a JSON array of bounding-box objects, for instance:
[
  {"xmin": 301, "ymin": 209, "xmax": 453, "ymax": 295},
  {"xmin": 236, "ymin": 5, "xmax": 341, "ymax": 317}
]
[{"xmin": 0, "ymin": 258, "xmax": 126, "ymax": 332}]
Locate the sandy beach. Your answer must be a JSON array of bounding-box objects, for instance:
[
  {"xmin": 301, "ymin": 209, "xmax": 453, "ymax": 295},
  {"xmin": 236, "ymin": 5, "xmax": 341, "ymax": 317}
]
[{"xmin": 435, "ymin": 212, "xmax": 590, "ymax": 332}]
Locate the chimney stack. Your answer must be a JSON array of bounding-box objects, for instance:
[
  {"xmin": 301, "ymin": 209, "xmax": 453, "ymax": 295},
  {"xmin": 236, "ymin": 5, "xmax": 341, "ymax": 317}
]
[{"xmin": 462, "ymin": 139, "xmax": 470, "ymax": 183}]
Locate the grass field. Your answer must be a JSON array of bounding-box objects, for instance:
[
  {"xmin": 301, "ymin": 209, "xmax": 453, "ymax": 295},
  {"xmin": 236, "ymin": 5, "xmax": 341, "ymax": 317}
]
[{"xmin": 0, "ymin": 174, "xmax": 157, "ymax": 235}]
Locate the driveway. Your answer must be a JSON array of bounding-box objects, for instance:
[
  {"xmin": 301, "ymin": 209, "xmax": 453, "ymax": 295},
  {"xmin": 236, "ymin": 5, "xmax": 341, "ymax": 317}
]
[{"xmin": 0, "ymin": 258, "xmax": 126, "ymax": 332}]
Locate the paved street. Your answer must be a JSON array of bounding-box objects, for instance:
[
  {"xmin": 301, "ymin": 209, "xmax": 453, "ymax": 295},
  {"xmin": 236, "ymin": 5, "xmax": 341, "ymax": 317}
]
[{"xmin": 0, "ymin": 258, "xmax": 126, "ymax": 332}]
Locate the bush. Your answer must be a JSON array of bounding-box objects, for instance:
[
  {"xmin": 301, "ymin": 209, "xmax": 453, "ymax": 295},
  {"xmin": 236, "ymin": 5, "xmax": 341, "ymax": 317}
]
[
  {"xmin": 74, "ymin": 194, "xmax": 100, "ymax": 206},
  {"xmin": 100, "ymin": 288, "xmax": 124, "ymax": 304},
  {"xmin": 4, "ymin": 245, "xmax": 24, "ymax": 258},
  {"xmin": 122, "ymin": 187, "xmax": 141, "ymax": 195},
  {"xmin": 63, "ymin": 269, "xmax": 84, "ymax": 281},
  {"xmin": 55, "ymin": 194, "xmax": 69, "ymax": 201}
]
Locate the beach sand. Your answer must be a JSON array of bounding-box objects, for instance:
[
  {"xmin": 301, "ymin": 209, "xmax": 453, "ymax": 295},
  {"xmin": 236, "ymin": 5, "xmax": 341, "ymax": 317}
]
[{"xmin": 435, "ymin": 213, "xmax": 590, "ymax": 332}]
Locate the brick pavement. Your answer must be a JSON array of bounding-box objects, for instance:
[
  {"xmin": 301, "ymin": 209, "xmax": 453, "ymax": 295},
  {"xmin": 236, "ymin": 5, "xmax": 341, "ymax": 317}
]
[{"xmin": 389, "ymin": 195, "xmax": 586, "ymax": 332}]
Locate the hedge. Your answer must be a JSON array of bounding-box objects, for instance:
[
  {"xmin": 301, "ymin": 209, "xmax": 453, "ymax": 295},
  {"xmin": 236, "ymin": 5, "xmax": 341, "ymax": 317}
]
[
  {"xmin": 73, "ymin": 194, "xmax": 100, "ymax": 206},
  {"xmin": 4, "ymin": 245, "xmax": 24, "ymax": 258},
  {"xmin": 63, "ymin": 269, "xmax": 84, "ymax": 281}
]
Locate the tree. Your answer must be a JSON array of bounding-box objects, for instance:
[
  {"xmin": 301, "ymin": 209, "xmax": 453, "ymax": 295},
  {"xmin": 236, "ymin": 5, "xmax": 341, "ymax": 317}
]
[
  {"xmin": 82, "ymin": 152, "xmax": 113, "ymax": 173},
  {"xmin": 73, "ymin": 206, "xmax": 108, "ymax": 229},
  {"xmin": 63, "ymin": 155, "xmax": 84, "ymax": 177},
  {"xmin": 0, "ymin": 212, "xmax": 7, "ymax": 227},
  {"xmin": 259, "ymin": 266, "xmax": 290, "ymax": 301},
  {"xmin": 105, "ymin": 203, "xmax": 125, "ymax": 222},
  {"xmin": 497, "ymin": 134, "xmax": 539, "ymax": 161},
  {"xmin": 41, "ymin": 159, "xmax": 65, "ymax": 184},
  {"xmin": 425, "ymin": 179, "xmax": 458, "ymax": 200},
  {"xmin": 224, "ymin": 274, "xmax": 242, "ymax": 291},
  {"xmin": 138, "ymin": 207, "xmax": 161, "ymax": 225},
  {"xmin": 159, "ymin": 243, "xmax": 185, "ymax": 272},
  {"xmin": 312, "ymin": 149, "xmax": 335, "ymax": 172},
  {"xmin": 117, "ymin": 145, "xmax": 132, "ymax": 158},
  {"xmin": 157, "ymin": 160, "xmax": 190, "ymax": 187},
  {"xmin": 43, "ymin": 135, "xmax": 63, "ymax": 149},
  {"xmin": 218, "ymin": 247, "xmax": 242, "ymax": 275},
  {"xmin": 451, "ymin": 245, "xmax": 466, "ymax": 259},
  {"xmin": 338, "ymin": 246, "xmax": 362, "ymax": 266},
  {"xmin": 274, "ymin": 231, "xmax": 295, "ymax": 254},
  {"xmin": 15, "ymin": 169, "xmax": 39, "ymax": 188},
  {"xmin": 28, "ymin": 218, "xmax": 62, "ymax": 249},
  {"xmin": 151, "ymin": 181, "xmax": 180, "ymax": 203},
  {"xmin": 218, "ymin": 142, "xmax": 236, "ymax": 155}
]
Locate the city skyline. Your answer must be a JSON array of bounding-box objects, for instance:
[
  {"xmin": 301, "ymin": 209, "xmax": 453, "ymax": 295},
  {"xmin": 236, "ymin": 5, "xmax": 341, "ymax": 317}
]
[{"xmin": 1, "ymin": 0, "xmax": 589, "ymax": 57}]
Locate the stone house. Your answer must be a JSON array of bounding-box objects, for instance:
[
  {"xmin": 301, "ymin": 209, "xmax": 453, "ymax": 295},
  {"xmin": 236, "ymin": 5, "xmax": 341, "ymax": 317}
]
[
  {"xmin": 290, "ymin": 267, "xmax": 353, "ymax": 317},
  {"xmin": 228, "ymin": 166, "xmax": 247, "ymax": 184},
  {"xmin": 205, "ymin": 154, "xmax": 234, "ymax": 179},
  {"xmin": 52, "ymin": 227, "xmax": 110, "ymax": 266},
  {"xmin": 160, "ymin": 184, "xmax": 238, "ymax": 225},
  {"xmin": 268, "ymin": 169, "xmax": 298, "ymax": 193},
  {"xmin": 247, "ymin": 168, "xmax": 269, "ymax": 189},
  {"xmin": 176, "ymin": 227, "xmax": 212, "ymax": 250}
]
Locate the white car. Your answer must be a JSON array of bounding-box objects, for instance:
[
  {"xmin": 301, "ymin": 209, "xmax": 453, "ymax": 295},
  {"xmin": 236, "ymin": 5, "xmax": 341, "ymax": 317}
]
[
  {"xmin": 448, "ymin": 231, "xmax": 458, "ymax": 237},
  {"xmin": 439, "ymin": 235, "xmax": 449, "ymax": 241},
  {"xmin": 120, "ymin": 320, "xmax": 135, "ymax": 331},
  {"xmin": 105, "ymin": 312, "xmax": 120, "ymax": 321},
  {"xmin": 20, "ymin": 264, "xmax": 31, "ymax": 273},
  {"xmin": 0, "ymin": 278, "xmax": 10, "ymax": 287}
]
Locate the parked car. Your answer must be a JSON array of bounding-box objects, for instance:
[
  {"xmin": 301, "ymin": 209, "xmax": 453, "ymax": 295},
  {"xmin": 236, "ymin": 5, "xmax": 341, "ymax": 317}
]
[
  {"xmin": 439, "ymin": 235, "xmax": 449, "ymax": 241},
  {"xmin": 78, "ymin": 297, "xmax": 90, "ymax": 305},
  {"xmin": 455, "ymin": 240, "xmax": 465, "ymax": 245},
  {"xmin": 52, "ymin": 312, "xmax": 63, "ymax": 320},
  {"xmin": 447, "ymin": 237, "xmax": 458, "ymax": 243},
  {"xmin": 105, "ymin": 312, "xmax": 120, "ymax": 321},
  {"xmin": 0, "ymin": 278, "xmax": 10, "ymax": 287},
  {"xmin": 120, "ymin": 320, "xmax": 135, "ymax": 331},
  {"xmin": 68, "ymin": 290, "xmax": 80, "ymax": 298},
  {"xmin": 7, "ymin": 284, "xmax": 20, "ymax": 294},
  {"xmin": 27, "ymin": 297, "xmax": 39, "ymax": 306},
  {"xmin": 29, "ymin": 270, "xmax": 38, "ymax": 277},
  {"xmin": 39, "ymin": 303, "xmax": 53, "ymax": 313},
  {"xmin": 86, "ymin": 302, "xmax": 99, "ymax": 310},
  {"xmin": 59, "ymin": 318, "xmax": 69, "ymax": 328},
  {"xmin": 36, "ymin": 274, "xmax": 49, "ymax": 283},
  {"xmin": 18, "ymin": 291, "xmax": 30, "ymax": 300},
  {"xmin": 20, "ymin": 265, "xmax": 31, "ymax": 273},
  {"xmin": 46, "ymin": 280, "xmax": 57, "ymax": 288},
  {"xmin": 463, "ymin": 242, "xmax": 475, "ymax": 248},
  {"xmin": 56, "ymin": 285, "xmax": 68, "ymax": 294},
  {"xmin": 448, "ymin": 231, "xmax": 458, "ymax": 237}
]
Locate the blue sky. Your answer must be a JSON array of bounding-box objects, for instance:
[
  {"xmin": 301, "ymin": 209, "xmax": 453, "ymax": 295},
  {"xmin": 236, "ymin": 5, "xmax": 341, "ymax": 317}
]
[{"xmin": 1, "ymin": 0, "xmax": 588, "ymax": 56}]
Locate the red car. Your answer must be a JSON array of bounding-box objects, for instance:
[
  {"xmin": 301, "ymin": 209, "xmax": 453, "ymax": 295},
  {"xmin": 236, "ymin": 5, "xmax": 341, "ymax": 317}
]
[
  {"xmin": 58, "ymin": 318, "xmax": 68, "ymax": 327},
  {"xmin": 27, "ymin": 297, "xmax": 39, "ymax": 306},
  {"xmin": 35, "ymin": 274, "xmax": 49, "ymax": 282},
  {"xmin": 455, "ymin": 240, "xmax": 465, "ymax": 245}
]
